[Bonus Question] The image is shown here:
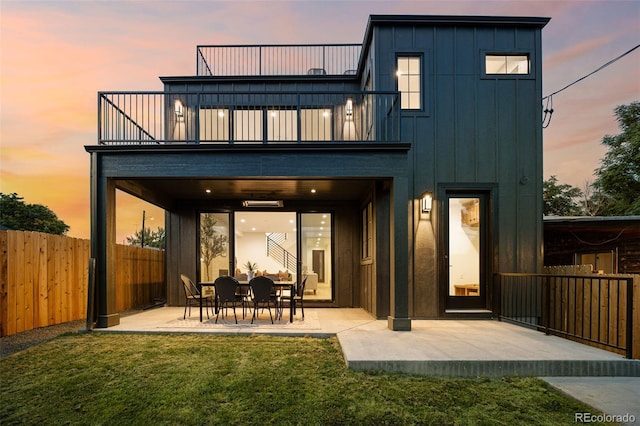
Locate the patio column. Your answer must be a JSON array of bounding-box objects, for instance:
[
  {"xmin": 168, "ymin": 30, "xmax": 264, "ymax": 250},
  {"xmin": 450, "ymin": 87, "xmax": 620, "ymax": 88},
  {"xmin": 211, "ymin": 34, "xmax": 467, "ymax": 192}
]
[
  {"xmin": 90, "ymin": 153, "xmax": 120, "ymax": 328},
  {"xmin": 388, "ymin": 176, "xmax": 411, "ymax": 331}
]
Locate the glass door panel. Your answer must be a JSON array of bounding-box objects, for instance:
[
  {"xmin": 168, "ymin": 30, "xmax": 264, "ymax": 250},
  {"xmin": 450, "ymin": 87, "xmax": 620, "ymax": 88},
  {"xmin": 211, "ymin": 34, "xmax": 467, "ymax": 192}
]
[
  {"xmin": 199, "ymin": 213, "xmax": 230, "ymax": 287},
  {"xmin": 234, "ymin": 211, "xmax": 296, "ymax": 280},
  {"xmin": 300, "ymin": 213, "xmax": 332, "ymax": 301},
  {"xmin": 444, "ymin": 193, "xmax": 488, "ymax": 311},
  {"xmin": 448, "ymin": 198, "xmax": 481, "ymax": 298}
]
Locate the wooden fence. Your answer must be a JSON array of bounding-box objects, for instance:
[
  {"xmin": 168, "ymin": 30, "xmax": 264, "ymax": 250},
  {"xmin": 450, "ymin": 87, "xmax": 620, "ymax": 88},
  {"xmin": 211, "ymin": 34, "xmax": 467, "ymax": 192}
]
[
  {"xmin": 498, "ymin": 272, "xmax": 639, "ymax": 359},
  {"xmin": 0, "ymin": 230, "xmax": 165, "ymax": 337}
]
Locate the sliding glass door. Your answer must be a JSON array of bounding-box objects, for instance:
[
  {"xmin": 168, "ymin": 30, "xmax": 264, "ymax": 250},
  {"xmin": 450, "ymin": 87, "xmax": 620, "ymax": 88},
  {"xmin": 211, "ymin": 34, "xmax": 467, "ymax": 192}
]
[
  {"xmin": 300, "ymin": 213, "xmax": 333, "ymax": 301},
  {"xmin": 198, "ymin": 212, "xmax": 230, "ymax": 283}
]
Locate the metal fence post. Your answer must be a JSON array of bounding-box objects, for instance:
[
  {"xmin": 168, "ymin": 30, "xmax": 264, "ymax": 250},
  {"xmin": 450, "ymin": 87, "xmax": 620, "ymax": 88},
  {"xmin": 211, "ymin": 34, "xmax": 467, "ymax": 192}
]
[
  {"xmin": 626, "ymin": 277, "xmax": 634, "ymax": 359},
  {"xmin": 543, "ymin": 274, "xmax": 551, "ymax": 335}
]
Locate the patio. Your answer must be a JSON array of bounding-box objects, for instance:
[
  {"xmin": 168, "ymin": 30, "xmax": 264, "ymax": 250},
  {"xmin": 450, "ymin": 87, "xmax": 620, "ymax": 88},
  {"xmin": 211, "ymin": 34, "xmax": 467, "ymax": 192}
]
[{"xmin": 95, "ymin": 307, "xmax": 639, "ymax": 377}]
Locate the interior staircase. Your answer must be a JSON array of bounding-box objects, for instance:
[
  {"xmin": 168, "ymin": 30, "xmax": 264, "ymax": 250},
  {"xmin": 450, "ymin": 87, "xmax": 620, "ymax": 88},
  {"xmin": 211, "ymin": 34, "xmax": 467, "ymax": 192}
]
[{"xmin": 266, "ymin": 233, "xmax": 296, "ymax": 273}]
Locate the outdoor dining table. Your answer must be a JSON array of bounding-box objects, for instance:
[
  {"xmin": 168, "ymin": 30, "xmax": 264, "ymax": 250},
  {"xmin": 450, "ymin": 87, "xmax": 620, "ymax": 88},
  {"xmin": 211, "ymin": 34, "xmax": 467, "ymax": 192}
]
[{"xmin": 198, "ymin": 281, "xmax": 296, "ymax": 323}]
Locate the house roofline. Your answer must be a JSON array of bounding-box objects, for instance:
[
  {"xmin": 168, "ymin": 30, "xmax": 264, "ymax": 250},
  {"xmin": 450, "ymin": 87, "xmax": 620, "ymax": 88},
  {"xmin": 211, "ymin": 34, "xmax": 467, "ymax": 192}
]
[
  {"xmin": 85, "ymin": 143, "xmax": 412, "ymax": 154},
  {"xmin": 544, "ymin": 216, "xmax": 640, "ymax": 224},
  {"xmin": 159, "ymin": 75, "xmax": 358, "ymax": 84}
]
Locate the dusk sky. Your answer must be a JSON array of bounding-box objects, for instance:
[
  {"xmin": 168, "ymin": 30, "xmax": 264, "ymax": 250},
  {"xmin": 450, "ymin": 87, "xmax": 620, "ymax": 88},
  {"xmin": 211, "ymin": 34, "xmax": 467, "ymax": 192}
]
[{"xmin": 1, "ymin": 0, "xmax": 639, "ymax": 241}]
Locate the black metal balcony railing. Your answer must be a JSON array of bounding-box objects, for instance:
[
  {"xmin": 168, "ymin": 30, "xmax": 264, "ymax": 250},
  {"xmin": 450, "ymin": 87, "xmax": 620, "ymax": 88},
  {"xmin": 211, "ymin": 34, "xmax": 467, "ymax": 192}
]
[
  {"xmin": 97, "ymin": 91, "xmax": 400, "ymax": 145},
  {"xmin": 196, "ymin": 44, "xmax": 362, "ymax": 77},
  {"xmin": 496, "ymin": 273, "xmax": 635, "ymax": 359}
]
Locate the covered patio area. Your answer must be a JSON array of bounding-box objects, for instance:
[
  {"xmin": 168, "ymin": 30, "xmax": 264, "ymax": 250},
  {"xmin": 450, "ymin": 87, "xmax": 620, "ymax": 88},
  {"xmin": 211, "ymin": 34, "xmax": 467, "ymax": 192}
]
[{"xmin": 94, "ymin": 307, "xmax": 638, "ymax": 378}]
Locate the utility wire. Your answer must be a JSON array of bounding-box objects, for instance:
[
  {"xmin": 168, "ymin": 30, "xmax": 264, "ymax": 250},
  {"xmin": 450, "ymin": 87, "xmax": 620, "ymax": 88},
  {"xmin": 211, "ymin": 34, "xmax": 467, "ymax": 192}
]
[
  {"xmin": 543, "ymin": 43, "xmax": 640, "ymax": 100},
  {"xmin": 542, "ymin": 43, "xmax": 640, "ymax": 128}
]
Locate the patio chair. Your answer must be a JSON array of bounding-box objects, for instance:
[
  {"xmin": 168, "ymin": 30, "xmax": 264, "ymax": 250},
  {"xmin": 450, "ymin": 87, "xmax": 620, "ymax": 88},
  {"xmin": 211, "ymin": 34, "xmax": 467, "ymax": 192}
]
[
  {"xmin": 279, "ymin": 276, "xmax": 307, "ymax": 320},
  {"xmin": 180, "ymin": 274, "xmax": 214, "ymax": 319},
  {"xmin": 214, "ymin": 275, "xmax": 242, "ymax": 324},
  {"xmin": 249, "ymin": 276, "xmax": 276, "ymax": 324},
  {"xmin": 234, "ymin": 283, "xmax": 252, "ymax": 319}
]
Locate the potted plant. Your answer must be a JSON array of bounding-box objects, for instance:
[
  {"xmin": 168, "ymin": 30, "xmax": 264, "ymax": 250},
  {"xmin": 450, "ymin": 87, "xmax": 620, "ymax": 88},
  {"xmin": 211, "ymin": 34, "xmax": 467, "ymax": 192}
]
[{"xmin": 244, "ymin": 261, "xmax": 258, "ymax": 280}]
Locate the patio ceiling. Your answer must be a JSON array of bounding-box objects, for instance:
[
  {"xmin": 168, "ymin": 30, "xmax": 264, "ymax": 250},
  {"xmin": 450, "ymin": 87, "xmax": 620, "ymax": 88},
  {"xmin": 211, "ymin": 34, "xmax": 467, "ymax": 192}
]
[{"xmin": 116, "ymin": 177, "xmax": 379, "ymax": 210}]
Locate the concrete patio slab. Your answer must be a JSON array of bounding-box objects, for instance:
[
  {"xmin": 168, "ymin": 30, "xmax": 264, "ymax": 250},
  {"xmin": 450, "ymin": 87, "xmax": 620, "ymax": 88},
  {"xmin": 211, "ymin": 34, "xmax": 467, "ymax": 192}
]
[
  {"xmin": 99, "ymin": 307, "xmax": 638, "ymax": 378},
  {"xmin": 337, "ymin": 319, "xmax": 639, "ymax": 377}
]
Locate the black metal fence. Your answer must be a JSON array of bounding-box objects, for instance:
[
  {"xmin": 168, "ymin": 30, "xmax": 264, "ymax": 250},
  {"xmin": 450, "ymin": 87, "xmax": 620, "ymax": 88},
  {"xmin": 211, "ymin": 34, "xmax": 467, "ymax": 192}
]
[
  {"xmin": 196, "ymin": 44, "xmax": 362, "ymax": 77},
  {"xmin": 98, "ymin": 91, "xmax": 400, "ymax": 145},
  {"xmin": 497, "ymin": 273, "xmax": 636, "ymax": 359}
]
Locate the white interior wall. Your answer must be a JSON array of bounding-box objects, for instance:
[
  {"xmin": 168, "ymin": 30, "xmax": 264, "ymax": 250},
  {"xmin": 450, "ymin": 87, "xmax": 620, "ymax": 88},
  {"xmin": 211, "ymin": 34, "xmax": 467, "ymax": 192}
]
[{"xmin": 449, "ymin": 199, "xmax": 480, "ymax": 294}]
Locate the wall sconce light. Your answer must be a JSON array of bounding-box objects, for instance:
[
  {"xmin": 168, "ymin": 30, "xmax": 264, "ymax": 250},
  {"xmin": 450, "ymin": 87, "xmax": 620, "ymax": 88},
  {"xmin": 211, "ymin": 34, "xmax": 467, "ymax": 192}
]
[
  {"xmin": 345, "ymin": 98, "xmax": 353, "ymax": 120},
  {"xmin": 421, "ymin": 193, "xmax": 433, "ymax": 213},
  {"xmin": 174, "ymin": 99, "xmax": 184, "ymax": 117}
]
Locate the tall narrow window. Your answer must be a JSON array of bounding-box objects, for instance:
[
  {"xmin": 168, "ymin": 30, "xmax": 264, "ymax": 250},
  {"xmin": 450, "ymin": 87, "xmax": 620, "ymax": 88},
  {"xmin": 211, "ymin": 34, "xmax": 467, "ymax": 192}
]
[
  {"xmin": 361, "ymin": 202, "xmax": 373, "ymax": 260},
  {"xmin": 485, "ymin": 54, "xmax": 529, "ymax": 75},
  {"xmin": 396, "ymin": 56, "xmax": 421, "ymax": 109}
]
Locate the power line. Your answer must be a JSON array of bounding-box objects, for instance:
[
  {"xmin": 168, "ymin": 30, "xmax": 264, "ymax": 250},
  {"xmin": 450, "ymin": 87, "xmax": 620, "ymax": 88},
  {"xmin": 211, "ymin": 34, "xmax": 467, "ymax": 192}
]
[
  {"xmin": 543, "ymin": 43, "xmax": 640, "ymax": 100},
  {"xmin": 542, "ymin": 43, "xmax": 640, "ymax": 128}
]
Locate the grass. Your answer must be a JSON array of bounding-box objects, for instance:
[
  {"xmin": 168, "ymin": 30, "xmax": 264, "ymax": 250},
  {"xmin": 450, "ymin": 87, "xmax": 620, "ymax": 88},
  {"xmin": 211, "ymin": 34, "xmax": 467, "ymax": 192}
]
[{"xmin": 0, "ymin": 333, "xmax": 612, "ymax": 425}]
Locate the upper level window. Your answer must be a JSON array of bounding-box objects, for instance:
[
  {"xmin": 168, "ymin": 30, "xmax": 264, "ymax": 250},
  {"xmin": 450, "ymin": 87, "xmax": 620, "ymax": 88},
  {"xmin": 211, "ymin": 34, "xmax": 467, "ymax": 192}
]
[
  {"xmin": 485, "ymin": 54, "xmax": 529, "ymax": 75},
  {"xmin": 396, "ymin": 56, "xmax": 421, "ymax": 109}
]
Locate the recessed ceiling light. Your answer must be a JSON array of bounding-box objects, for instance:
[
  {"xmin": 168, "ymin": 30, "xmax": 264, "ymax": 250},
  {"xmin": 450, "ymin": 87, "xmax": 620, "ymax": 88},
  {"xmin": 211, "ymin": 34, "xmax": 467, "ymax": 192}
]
[
  {"xmin": 251, "ymin": 227, "xmax": 256, "ymax": 231},
  {"xmin": 310, "ymin": 189, "xmax": 317, "ymax": 194},
  {"xmin": 321, "ymin": 221, "xmax": 325, "ymax": 225},
  {"xmin": 205, "ymin": 189, "xmax": 212, "ymax": 194},
  {"xmin": 240, "ymin": 219, "xmax": 246, "ymax": 223},
  {"xmin": 322, "ymin": 214, "xmax": 327, "ymax": 218}
]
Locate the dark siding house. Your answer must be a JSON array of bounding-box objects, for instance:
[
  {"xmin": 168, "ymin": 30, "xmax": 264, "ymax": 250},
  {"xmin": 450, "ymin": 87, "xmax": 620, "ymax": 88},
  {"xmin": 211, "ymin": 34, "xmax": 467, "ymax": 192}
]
[{"xmin": 86, "ymin": 14, "xmax": 549, "ymax": 330}]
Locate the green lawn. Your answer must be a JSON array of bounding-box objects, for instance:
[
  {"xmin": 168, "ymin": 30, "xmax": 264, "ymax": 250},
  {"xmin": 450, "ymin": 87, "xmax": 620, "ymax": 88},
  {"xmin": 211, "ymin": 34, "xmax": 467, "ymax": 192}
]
[{"xmin": 0, "ymin": 333, "xmax": 612, "ymax": 425}]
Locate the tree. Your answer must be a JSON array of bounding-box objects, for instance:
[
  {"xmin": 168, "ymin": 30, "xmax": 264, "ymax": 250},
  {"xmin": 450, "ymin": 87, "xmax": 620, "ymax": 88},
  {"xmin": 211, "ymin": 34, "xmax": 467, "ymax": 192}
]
[
  {"xmin": 593, "ymin": 102, "xmax": 640, "ymax": 215},
  {"xmin": 126, "ymin": 227, "xmax": 165, "ymax": 249},
  {"xmin": 580, "ymin": 180, "xmax": 607, "ymax": 216},
  {"xmin": 200, "ymin": 214, "xmax": 228, "ymax": 281},
  {"xmin": 543, "ymin": 176, "xmax": 583, "ymax": 216},
  {"xmin": 0, "ymin": 193, "xmax": 70, "ymax": 235}
]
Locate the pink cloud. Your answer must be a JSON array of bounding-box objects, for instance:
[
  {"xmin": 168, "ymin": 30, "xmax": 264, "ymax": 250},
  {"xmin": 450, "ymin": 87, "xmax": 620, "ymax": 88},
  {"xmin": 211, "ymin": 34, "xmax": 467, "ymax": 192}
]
[{"xmin": 544, "ymin": 36, "xmax": 616, "ymax": 70}]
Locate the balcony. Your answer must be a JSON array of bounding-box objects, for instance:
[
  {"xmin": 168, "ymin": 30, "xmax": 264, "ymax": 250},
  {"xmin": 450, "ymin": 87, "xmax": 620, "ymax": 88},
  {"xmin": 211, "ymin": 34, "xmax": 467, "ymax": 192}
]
[
  {"xmin": 196, "ymin": 44, "xmax": 362, "ymax": 77},
  {"xmin": 97, "ymin": 91, "xmax": 400, "ymax": 145}
]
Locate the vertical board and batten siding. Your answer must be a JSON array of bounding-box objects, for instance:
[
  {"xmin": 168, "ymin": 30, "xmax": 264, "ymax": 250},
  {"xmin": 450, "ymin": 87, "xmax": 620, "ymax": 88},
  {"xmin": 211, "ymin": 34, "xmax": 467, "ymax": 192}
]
[
  {"xmin": 0, "ymin": 230, "xmax": 165, "ymax": 337},
  {"xmin": 370, "ymin": 23, "xmax": 543, "ymax": 316}
]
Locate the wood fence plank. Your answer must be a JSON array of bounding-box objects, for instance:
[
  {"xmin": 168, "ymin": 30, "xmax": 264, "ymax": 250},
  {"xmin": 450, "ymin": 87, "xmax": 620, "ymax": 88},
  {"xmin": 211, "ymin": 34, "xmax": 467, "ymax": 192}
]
[
  {"xmin": 0, "ymin": 231, "xmax": 8, "ymax": 336},
  {"xmin": 14, "ymin": 231, "xmax": 26, "ymax": 334},
  {"xmin": 23, "ymin": 232, "xmax": 34, "ymax": 331},
  {"xmin": 63, "ymin": 237, "xmax": 73, "ymax": 322},
  {"xmin": 37, "ymin": 233, "xmax": 49, "ymax": 328},
  {"xmin": 54, "ymin": 234, "xmax": 63, "ymax": 324},
  {"xmin": 6, "ymin": 232, "xmax": 17, "ymax": 336}
]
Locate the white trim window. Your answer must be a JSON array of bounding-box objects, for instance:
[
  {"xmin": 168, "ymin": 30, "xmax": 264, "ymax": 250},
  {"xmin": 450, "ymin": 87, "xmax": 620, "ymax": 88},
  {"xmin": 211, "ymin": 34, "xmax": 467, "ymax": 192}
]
[
  {"xmin": 485, "ymin": 54, "xmax": 529, "ymax": 75},
  {"xmin": 396, "ymin": 56, "xmax": 421, "ymax": 110}
]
